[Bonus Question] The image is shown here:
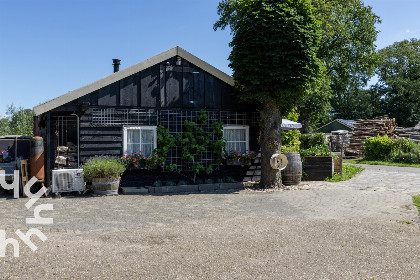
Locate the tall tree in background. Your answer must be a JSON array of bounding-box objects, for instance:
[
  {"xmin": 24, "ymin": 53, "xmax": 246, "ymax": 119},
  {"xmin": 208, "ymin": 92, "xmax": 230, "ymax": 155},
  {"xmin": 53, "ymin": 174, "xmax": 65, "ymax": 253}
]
[
  {"xmin": 0, "ymin": 105, "xmax": 34, "ymax": 136},
  {"xmin": 376, "ymin": 39, "xmax": 420, "ymax": 127},
  {"xmin": 298, "ymin": 0, "xmax": 380, "ymax": 130},
  {"xmin": 214, "ymin": 0, "xmax": 322, "ymax": 187}
]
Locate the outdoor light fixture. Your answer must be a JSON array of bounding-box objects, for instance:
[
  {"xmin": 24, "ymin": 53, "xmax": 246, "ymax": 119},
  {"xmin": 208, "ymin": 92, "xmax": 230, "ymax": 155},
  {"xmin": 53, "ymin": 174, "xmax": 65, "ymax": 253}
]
[{"xmin": 176, "ymin": 56, "xmax": 182, "ymax": 66}]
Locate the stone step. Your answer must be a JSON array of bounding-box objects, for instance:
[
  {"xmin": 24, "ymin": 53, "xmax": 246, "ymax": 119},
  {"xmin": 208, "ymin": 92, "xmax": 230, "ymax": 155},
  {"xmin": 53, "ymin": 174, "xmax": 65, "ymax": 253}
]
[{"xmin": 120, "ymin": 187, "xmax": 149, "ymax": 195}]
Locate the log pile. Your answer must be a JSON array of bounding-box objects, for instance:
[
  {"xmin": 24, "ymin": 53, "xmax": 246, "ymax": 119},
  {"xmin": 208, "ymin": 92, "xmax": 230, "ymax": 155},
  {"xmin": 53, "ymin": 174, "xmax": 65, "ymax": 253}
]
[
  {"xmin": 345, "ymin": 116, "xmax": 397, "ymax": 158},
  {"xmin": 54, "ymin": 142, "xmax": 78, "ymax": 168},
  {"xmin": 395, "ymin": 124, "xmax": 420, "ymax": 142}
]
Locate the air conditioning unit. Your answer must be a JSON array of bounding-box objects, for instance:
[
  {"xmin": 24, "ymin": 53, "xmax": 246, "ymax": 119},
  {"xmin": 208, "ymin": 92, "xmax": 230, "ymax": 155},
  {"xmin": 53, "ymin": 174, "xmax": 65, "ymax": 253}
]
[{"xmin": 52, "ymin": 169, "xmax": 85, "ymax": 194}]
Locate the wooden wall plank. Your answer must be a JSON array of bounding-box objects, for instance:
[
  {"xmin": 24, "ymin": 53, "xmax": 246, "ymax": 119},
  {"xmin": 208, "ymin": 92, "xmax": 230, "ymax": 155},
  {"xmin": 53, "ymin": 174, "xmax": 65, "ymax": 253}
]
[
  {"xmin": 120, "ymin": 74, "xmax": 138, "ymax": 106},
  {"xmin": 80, "ymin": 136, "xmax": 122, "ymax": 142},
  {"xmin": 159, "ymin": 65, "xmax": 165, "ymax": 107},
  {"xmin": 98, "ymin": 82, "xmax": 119, "ymax": 106},
  {"xmin": 183, "ymin": 71, "xmax": 194, "ymax": 108},
  {"xmin": 221, "ymin": 82, "xmax": 233, "ymax": 109},
  {"xmin": 193, "ymin": 71, "xmax": 205, "ymax": 108},
  {"xmin": 205, "ymin": 73, "xmax": 221, "ymax": 109},
  {"xmin": 80, "ymin": 143, "xmax": 122, "ymax": 148},
  {"xmin": 165, "ymin": 67, "xmax": 182, "ymax": 107},
  {"xmin": 141, "ymin": 65, "xmax": 159, "ymax": 107}
]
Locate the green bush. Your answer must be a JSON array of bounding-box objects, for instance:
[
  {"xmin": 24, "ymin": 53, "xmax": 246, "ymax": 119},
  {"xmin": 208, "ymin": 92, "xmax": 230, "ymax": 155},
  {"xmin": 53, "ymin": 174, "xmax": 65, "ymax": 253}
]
[
  {"xmin": 364, "ymin": 135, "xmax": 393, "ymax": 160},
  {"xmin": 299, "ymin": 133, "xmax": 326, "ymax": 150},
  {"xmin": 300, "ymin": 144, "xmax": 331, "ymax": 157},
  {"xmin": 364, "ymin": 136, "xmax": 420, "ymax": 163},
  {"xmin": 83, "ymin": 157, "xmax": 126, "ymax": 181}
]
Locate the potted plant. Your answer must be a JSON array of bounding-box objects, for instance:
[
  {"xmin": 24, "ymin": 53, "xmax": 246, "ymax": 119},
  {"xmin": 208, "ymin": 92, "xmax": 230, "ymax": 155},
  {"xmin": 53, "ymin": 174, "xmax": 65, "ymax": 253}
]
[
  {"xmin": 300, "ymin": 144, "xmax": 335, "ymax": 181},
  {"xmin": 83, "ymin": 157, "xmax": 126, "ymax": 195}
]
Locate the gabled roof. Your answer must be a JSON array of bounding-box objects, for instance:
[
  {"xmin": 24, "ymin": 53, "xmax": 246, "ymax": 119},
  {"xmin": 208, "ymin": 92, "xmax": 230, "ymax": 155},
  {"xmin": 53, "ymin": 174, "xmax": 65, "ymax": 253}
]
[
  {"xmin": 33, "ymin": 46, "xmax": 234, "ymax": 116},
  {"xmin": 316, "ymin": 118, "xmax": 356, "ymax": 132},
  {"xmin": 336, "ymin": 119, "xmax": 356, "ymax": 128}
]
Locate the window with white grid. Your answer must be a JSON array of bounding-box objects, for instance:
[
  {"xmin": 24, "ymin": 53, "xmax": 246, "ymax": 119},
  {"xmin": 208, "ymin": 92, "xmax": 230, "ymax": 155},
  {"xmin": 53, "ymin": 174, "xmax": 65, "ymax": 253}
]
[
  {"xmin": 223, "ymin": 125, "xmax": 249, "ymax": 153},
  {"xmin": 123, "ymin": 126, "xmax": 157, "ymax": 155}
]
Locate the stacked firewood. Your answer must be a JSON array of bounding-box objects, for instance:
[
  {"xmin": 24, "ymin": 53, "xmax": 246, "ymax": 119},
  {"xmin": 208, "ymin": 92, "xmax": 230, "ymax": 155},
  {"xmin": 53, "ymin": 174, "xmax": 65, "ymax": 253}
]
[
  {"xmin": 54, "ymin": 142, "xmax": 78, "ymax": 168},
  {"xmin": 345, "ymin": 116, "xmax": 397, "ymax": 158},
  {"xmin": 395, "ymin": 123, "xmax": 420, "ymax": 141}
]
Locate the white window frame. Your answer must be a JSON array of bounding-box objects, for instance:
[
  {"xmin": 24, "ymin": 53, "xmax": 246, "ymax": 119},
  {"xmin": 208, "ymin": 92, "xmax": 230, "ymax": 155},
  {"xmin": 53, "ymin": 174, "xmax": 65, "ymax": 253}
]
[
  {"xmin": 123, "ymin": 126, "xmax": 157, "ymax": 155},
  {"xmin": 223, "ymin": 125, "xmax": 250, "ymax": 153}
]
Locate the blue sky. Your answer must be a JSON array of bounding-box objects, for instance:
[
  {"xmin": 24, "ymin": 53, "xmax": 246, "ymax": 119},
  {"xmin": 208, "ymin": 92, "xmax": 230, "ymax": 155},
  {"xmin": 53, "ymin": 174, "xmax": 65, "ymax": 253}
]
[{"xmin": 0, "ymin": 0, "xmax": 419, "ymax": 116}]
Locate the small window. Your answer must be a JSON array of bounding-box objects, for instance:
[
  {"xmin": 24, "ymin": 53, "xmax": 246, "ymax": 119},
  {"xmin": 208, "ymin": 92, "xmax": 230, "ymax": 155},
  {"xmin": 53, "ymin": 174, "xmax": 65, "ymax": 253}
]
[
  {"xmin": 223, "ymin": 125, "xmax": 249, "ymax": 153},
  {"xmin": 123, "ymin": 126, "xmax": 157, "ymax": 155}
]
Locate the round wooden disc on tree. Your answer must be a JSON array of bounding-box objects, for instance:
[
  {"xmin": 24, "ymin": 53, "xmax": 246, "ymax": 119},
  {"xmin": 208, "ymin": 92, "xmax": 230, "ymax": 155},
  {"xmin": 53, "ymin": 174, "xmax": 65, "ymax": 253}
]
[{"xmin": 270, "ymin": 153, "xmax": 288, "ymax": 170}]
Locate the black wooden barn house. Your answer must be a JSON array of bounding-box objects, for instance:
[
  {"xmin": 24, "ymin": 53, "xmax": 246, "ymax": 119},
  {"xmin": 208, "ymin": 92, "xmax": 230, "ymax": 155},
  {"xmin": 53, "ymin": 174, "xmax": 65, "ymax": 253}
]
[{"xmin": 33, "ymin": 47, "xmax": 260, "ymax": 186}]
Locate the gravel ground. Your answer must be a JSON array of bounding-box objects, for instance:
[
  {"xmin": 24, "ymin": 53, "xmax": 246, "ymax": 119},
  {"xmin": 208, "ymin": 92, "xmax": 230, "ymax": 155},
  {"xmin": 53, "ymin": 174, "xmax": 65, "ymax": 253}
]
[{"xmin": 0, "ymin": 164, "xmax": 419, "ymax": 279}]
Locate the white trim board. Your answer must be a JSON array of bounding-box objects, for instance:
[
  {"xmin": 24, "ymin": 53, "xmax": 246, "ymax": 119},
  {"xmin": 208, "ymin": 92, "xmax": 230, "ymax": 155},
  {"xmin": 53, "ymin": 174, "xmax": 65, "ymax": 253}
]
[{"xmin": 33, "ymin": 46, "xmax": 234, "ymax": 116}]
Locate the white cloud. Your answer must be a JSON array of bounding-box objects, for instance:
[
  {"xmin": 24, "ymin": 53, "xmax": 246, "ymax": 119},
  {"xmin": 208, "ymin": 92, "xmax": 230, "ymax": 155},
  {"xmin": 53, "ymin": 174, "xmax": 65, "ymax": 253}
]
[{"xmin": 406, "ymin": 29, "xmax": 411, "ymax": 33}]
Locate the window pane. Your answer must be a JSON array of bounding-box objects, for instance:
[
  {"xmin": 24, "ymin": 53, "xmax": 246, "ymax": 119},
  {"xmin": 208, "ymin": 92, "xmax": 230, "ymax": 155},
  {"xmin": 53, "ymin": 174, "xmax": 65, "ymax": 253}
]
[
  {"xmin": 226, "ymin": 142, "xmax": 235, "ymax": 152},
  {"xmin": 127, "ymin": 130, "xmax": 140, "ymax": 144},
  {"xmin": 142, "ymin": 144, "xmax": 153, "ymax": 156},
  {"xmin": 237, "ymin": 129, "xmax": 246, "ymax": 141},
  {"xmin": 141, "ymin": 129, "xmax": 154, "ymax": 144},
  {"xmin": 237, "ymin": 142, "xmax": 246, "ymax": 153},
  {"xmin": 128, "ymin": 144, "xmax": 141, "ymax": 154}
]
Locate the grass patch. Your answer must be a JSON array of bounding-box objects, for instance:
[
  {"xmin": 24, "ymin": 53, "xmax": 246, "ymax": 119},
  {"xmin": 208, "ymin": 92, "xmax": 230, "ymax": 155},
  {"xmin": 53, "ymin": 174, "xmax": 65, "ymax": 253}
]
[
  {"xmin": 325, "ymin": 165, "xmax": 364, "ymax": 182},
  {"xmin": 344, "ymin": 159, "xmax": 420, "ymax": 168},
  {"xmin": 413, "ymin": 195, "xmax": 420, "ymax": 215}
]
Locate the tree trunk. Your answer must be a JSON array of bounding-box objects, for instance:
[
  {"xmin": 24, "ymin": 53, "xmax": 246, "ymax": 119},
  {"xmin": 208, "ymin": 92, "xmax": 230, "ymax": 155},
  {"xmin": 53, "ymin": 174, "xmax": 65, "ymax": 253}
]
[{"xmin": 260, "ymin": 100, "xmax": 282, "ymax": 188}]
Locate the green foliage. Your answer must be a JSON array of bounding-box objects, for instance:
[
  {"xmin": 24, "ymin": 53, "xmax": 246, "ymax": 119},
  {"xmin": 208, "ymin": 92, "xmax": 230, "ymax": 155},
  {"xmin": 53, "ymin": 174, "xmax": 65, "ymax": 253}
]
[
  {"xmin": 281, "ymin": 110, "xmax": 301, "ymax": 153},
  {"xmin": 0, "ymin": 105, "xmax": 34, "ymax": 136},
  {"xmin": 325, "ymin": 165, "xmax": 364, "ymax": 182},
  {"xmin": 312, "ymin": 0, "xmax": 380, "ymax": 122},
  {"xmin": 83, "ymin": 157, "xmax": 126, "ymax": 181},
  {"xmin": 412, "ymin": 195, "xmax": 420, "ymax": 215},
  {"xmin": 344, "ymin": 158, "xmax": 420, "ymax": 168},
  {"xmin": 165, "ymin": 181, "xmax": 176, "ymax": 186},
  {"xmin": 364, "ymin": 135, "xmax": 420, "ymax": 164},
  {"xmin": 152, "ymin": 180, "xmax": 162, "ymax": 187},
  {"xmin": 155, "ymin": 125, "xmax": 176, "ymax": 163},
  {"xmin": 300, "ymin": 144, "xmax": 330, "ymax": 157},
  {"xmin": 211, "ymin": 121, "xmax": 226, "ymax": 164},
  {"xmin": 0, "ymin": 118, "xmax": 11, "ymax": 136},
  {"xmin": 364, "ymin": 135, "xmax": 393, "ymax": 160},
  {"xmin": 299, "ymin": 133, "xmax": 326, "ymax": 150},
  {"xmin": 214, "ymin": 0, "xmax": 322, "ymax": 113},
  {"xmin": 375, "ymin": 39, "xmax": 420, "ymax": 127}
]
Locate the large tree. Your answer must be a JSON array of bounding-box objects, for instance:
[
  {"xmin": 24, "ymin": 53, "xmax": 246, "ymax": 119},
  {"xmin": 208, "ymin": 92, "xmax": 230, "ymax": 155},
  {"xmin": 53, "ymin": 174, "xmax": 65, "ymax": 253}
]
[
  {"xmin": 298, "ymin": 0, "xmax": 380, "ymax": 130},
  {"xmin": 214, "ymin": 0, "xmax": 322, "ymax": 187},
  {"xmin": 375, "ymin": 39, "xmax": 420, "ymax": 127}
]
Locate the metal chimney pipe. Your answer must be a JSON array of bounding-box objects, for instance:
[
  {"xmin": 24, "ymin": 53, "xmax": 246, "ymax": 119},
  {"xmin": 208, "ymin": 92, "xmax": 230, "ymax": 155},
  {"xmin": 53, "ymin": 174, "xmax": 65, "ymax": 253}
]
[{"xmin": 112, "ymin": 59, "xmax": 121, "ymax": 73}]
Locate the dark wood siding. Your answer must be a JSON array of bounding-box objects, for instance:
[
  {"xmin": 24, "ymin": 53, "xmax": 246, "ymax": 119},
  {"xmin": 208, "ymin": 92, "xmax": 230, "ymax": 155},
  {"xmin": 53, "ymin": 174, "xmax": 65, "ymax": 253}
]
[
  {"xmin": 68, "ymin": 56, "xmax": 234, "ymax": 110},
  {"xmin": 98, "ymin": 82, "xmax": 119, "ymax": 106},
  {"xmin": 79, "ymin": 109, "xmax": 123, "ymax": 163},
  {"xmin": 120, "ymin": 74, "xmax": 138, "ymax": 107},
  {"xmin": 140, "ymin": 65, "xmax": 159, "ymax": 107}
]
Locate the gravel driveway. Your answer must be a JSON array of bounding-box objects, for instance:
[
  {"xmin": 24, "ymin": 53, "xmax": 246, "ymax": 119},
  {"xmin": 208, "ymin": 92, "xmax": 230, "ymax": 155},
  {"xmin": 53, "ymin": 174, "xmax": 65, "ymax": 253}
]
[{"xmin": 1, "ymin": 164, "xmax": 419, "ymax": 279}]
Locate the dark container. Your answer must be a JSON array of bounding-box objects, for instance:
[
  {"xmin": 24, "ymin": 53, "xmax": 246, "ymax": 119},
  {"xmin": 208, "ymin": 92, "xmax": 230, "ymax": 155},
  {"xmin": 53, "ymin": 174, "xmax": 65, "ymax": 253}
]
[
  {"xmin": 282, "ymin": 152, "xmax": 302, "ymax": 185},
  {"xmin": 30, "ymin": 136, "xmax": 45, "ymax": 180}
]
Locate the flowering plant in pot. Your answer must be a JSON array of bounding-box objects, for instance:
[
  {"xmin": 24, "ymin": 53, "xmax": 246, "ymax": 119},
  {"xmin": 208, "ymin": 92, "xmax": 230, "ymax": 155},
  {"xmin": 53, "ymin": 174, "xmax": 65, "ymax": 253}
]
[
  {"xmin": 121, "ymin": 151, "xmax": 165, "ymax": 170},
  {"xmin": 83, "ymin": 157, "xmax": 126, "ymax": 195}
]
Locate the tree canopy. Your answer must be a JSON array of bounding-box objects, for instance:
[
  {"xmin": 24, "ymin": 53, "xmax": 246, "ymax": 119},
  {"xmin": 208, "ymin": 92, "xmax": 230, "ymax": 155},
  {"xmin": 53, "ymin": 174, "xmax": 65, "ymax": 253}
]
[
  {"xmin": 298, "ymin": 0, "xmax": 380, "ymax": 130},
  {"xmin": 375, "ymin": 39, "xmax": 420, "ymax": 127},
  {"xmin": 214, "ymin": 0, "xmax": 322, "ymax": 112}
]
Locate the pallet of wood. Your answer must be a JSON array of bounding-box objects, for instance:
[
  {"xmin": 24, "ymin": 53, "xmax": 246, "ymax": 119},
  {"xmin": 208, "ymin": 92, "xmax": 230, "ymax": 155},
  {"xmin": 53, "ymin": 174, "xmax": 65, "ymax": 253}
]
[{"xmin": 344, "ymin": 116, "xmax": 396, "ymax": 158}]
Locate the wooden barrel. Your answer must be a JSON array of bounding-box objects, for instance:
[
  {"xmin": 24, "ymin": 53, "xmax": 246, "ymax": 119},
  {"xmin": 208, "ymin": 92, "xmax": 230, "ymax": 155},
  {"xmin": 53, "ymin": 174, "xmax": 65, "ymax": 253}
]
[
  {"xmin": 91, "ymin": 178, "xmax": 120, "ymax": 195},
  {"xmin": 30, "ymin": 136, "xmax": 44, "ymax": 180},
  {"xmin": 281, "ymin": 152, "xmax": 302, "ymax": 185}
]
